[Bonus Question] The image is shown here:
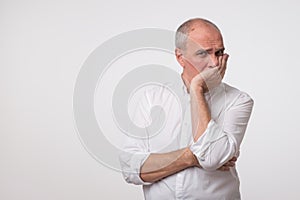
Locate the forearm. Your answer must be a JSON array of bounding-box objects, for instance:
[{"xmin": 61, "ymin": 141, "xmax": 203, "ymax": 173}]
[
  {"xmin": 140, "ymin": 147, "xmax": 198, "ymax": 182},
  {"xmin": 189, "ymin": 92, "xmax": 254, "ymax": 171},
  {"xmin": 190, "ymin": 88, "xmax": 211, "ymax": 142}
]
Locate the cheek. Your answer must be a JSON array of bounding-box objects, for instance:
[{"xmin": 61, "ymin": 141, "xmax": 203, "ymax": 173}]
[{"xmin": 191, "ymin": 59, "xmax": 208, "ymax": 72}]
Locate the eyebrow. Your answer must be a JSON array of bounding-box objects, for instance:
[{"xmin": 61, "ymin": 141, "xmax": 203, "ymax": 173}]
[
  {"xmin": 194, "ymin": 48, "xmax": 225, "ymax": 55},
  {"xmin": 204, "ymin": 48, "xmax": 225, "ymax": 53}
]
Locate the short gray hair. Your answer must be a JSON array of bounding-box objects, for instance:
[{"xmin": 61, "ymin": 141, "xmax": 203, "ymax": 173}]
[{"xmin": 175, "ymin": 18, "xmax": 220, "ymax": 50}]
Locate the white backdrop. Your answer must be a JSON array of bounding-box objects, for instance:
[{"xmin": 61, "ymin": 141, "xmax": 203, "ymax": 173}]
[{"xmin": 1, "ymin": 0, "xmax": 300, "ymax": 199}]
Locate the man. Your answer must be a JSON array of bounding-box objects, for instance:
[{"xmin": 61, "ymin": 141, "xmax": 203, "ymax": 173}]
[{"xmin": 119, "ymin": 18, "xmax": 254, "ymax": 200}]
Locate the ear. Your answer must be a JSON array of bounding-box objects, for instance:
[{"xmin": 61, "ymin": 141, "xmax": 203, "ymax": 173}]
[{"xmin": 175, "ymin": 48, "xmax": 185, "ymax": 68}]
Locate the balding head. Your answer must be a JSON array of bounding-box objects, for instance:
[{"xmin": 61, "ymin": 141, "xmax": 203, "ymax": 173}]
[
  {"xmin": 175, "ymin": 18, "xmax": 221, "ymax": 50},
  {"xmin": 175, "ymin": 17, "xmax": 225, "ymax": 77}
]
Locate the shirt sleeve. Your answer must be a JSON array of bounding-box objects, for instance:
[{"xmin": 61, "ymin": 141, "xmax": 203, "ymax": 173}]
[
  {"xmin": 118, "ymin": 90, "xmax": 153, "ymax": 185},
  {"xmin": 190, "ymin": 92, "xmax": 254, "ymax": 171},
  {"xmin": 119, "ymin": 147, "xmax": 152, "ymax": 185}
]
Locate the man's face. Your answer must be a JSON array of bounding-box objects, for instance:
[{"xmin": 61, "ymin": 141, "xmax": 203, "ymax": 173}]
[{"xmin": 183, "ymin": 26, "xmax": 224, "ymax": 72}]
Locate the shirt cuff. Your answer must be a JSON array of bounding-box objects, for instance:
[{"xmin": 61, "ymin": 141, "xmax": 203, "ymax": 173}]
[
  {"xmin": 119, "ymin": 151, "xmax": 152, "ymax": 185},
  {"xmin": 189, "ymin": 119, "xmax": 226, "ymax": 163}
]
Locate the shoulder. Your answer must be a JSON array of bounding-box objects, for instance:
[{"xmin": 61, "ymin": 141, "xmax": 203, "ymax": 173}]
[{"xmin": 223, "ymin": 83, "xmax": 254, "ymax": 108}]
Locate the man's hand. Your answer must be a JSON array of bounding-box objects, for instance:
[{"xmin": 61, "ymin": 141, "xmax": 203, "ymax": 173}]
[
  {"xmin": 190, "ymin": 54, "xmax": 229, "ymax": 94},
  {"xmin": 218, "ymin": 157, "xmax": 237, "ymax": 171},
  {"xmin": 181, "ymin": 59, "xmax": 200, "ymax": 93},
  {"xmin": 193, "ymin": 155, "xmax": 237, "ymax": 171}
]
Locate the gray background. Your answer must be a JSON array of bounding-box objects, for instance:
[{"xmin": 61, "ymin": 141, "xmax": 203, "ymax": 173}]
[{"xmin": 1, "ymin": 0, "xmax": 300, "ymax": 199}]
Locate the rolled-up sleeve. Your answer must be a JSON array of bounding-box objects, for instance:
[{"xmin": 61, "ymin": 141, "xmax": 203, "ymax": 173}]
[
  {"xmin": 119, "ymin": 149, "xmax": 152, "ymax": 185},
  {"xmin": 190, "ymin": 92, "xmax": 254, "ymax": 171}
]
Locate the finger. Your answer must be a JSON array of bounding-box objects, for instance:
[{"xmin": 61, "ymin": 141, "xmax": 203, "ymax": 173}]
[
  {"xmin": 224, "ymin": 53, "xmax": 229, "ymax": 61},
  {"xmin": 223, "ymin": 161, "xmax": 235, "ymax": 167},
  {"xmin": 218, "ymin": 166, "xmax": 225, "ymax": 171},
  {"xmin": 230, "ymin": 156, "xmax": 237, "ymax": 162},
  {"xmin": 227, "ymin": 161, "xmax": 236, "ymax": 167},
  {"xmin": 220, "ymin": 54, "xmax": 229, "ymax": 77},
  {"xmin": 223, "ymin": 157, "xmax": 237, "ymax": 166},
  {"xmin": 201, "ymin": 68, "xmax": 217, "ymax": 87},
  {"xmin": 218, "ymin": 166, "xmax": 229, "ymax": 171},
  {"xmin": 216, "ymin": 55, "xmax": 224, "ymax": 78},
  {"xmin": 222, "ymin": 54, "xmax": 229, "ymax": 68},
  {"xmin": 220, "ymin": 167, "xmax": 225, "ymax": 171},
  {"xmin": 220, "ymin": 56, "xmax": 226, "ymax": 73},
  {"xmin": 218, "ymin": 55, "xmax": 223, "ymax": 70}
]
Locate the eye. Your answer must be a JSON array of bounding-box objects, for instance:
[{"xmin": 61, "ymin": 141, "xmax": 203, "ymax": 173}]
[
  {"xmin": 215, "ymin": 50, "xmax": 224, "ymax": 57},
  {"xmin": 196, "ymin": 50, "xmax": 208, "ymax": 57}
]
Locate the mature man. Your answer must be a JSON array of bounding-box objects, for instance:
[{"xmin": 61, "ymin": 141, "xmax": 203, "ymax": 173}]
[{"xmin": 119, "ymin": 18, "xmax": 254, "ymax": 200}]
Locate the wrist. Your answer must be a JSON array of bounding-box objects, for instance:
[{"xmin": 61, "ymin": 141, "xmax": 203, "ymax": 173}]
[
  {"xmin": 190, "ymin": 80, "xmax": 206, "ymax": 95},
  {"xmin": 183, "ymin": 147, "xmax": 199, "ymax": 167},
  {"xmin": 190, "ymin": 86, "xmax": 205, "ymax": 99}
]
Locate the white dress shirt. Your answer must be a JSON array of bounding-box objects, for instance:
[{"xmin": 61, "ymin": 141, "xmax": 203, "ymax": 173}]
[{"xmin": 119, "ymin": 81, "xmax": 254, "ymax": 200}]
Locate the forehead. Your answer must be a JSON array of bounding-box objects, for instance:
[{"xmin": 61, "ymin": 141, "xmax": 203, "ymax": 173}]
[{"xmin": 186, "ymin": 25, "xmax": 224, "ymax": 49}]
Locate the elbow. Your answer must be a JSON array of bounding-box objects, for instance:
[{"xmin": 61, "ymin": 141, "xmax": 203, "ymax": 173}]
[
  {"xmin": 120, "ymin": 163, "xmax": 152, "ymax": 185},
  {"xmin": 122, "ymin": 171, "xmax": 144, "ymax": 185},
  {"xmin": 199, "ymin": 146, "xmax": 236, "ymax": 172},
  {"xmin": 119, "ymin": 151, "xmax": 151, "ymax": 185}
]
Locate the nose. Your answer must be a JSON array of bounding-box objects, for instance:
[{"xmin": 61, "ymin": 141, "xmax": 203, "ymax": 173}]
[{"xmin": 208, "ymin": 54, "xmax": 219, "ymax": 67}]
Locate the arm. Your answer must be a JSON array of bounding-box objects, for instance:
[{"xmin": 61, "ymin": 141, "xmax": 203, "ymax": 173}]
[
  {"xmin": 140, "ymin": 69, "xmax": 223, "ymax": 182},
  {"xmin": 119, "ymin": 87, "xmax": 200, "ymax": 185},
  {"xmin": 119, "ymin": 143, "xmax": 235, "ymax": 185},
  {"xmin": 141, "ymin": 148, "xmax": 236, "ymax": 182},
  {"xmin": 190, "ymin": 86, "xmax": 211, "ymax": 142},
  {"xmin": 190, "ymin": 93, "xmax": 253, "ymax": 171},
  {"xmin": 119, "ymin": 64, "xmax": 236, "ymax": 184},
  {"xmin": 188, "ymin": 54, "xmax": 253, "ymax": 170},
  {"xmin": 189, "ymin": 54, "xmax": 228, "ymax": 141},
  {"xmin": 140, "ymin": 147, "xmax": 199, "ymax": 182},
  {"xmin": 188, "ymin": 54, "xmax": 254, "ymax": 171}
]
